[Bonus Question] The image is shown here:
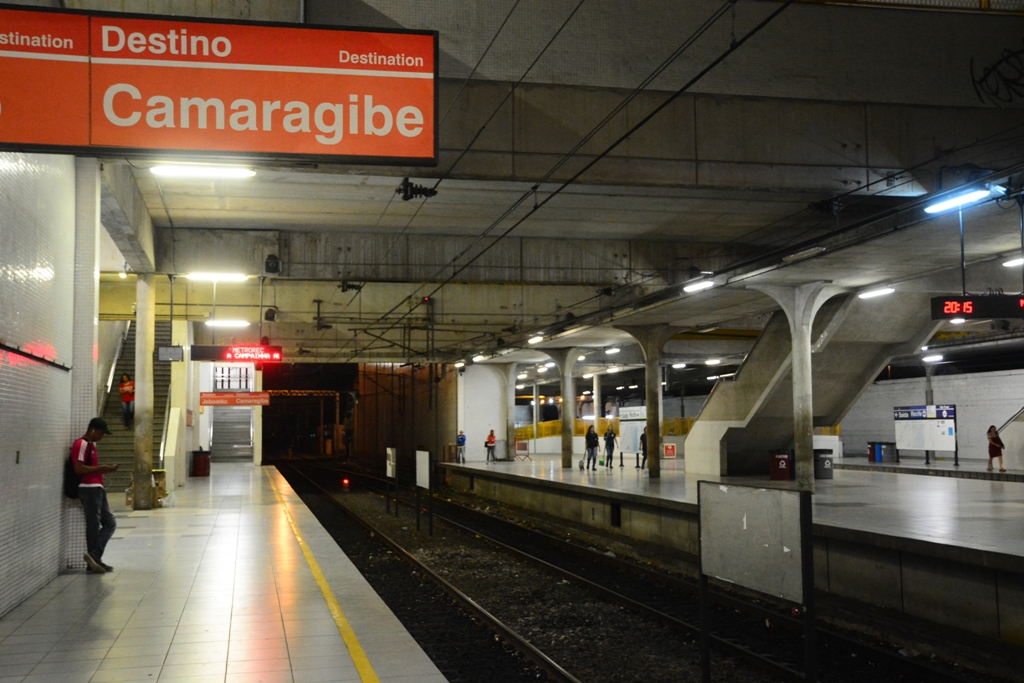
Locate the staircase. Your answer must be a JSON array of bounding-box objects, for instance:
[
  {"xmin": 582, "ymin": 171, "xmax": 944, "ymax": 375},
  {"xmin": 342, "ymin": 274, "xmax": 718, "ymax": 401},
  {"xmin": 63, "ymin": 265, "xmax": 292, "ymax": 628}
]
[
  {"xmin": 98, "ymin": 322, "xmax": 172, "ymax": 493},
  {"xmin": 210, "ymin": 406, "xmax": 254, "ymax": 462}
]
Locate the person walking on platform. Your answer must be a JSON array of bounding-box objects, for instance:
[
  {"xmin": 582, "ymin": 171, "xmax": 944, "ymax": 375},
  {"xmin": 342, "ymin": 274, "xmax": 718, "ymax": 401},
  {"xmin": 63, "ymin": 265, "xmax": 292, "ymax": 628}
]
[
  {"xmin": 585, "ymin": 425, "xmax": 599, "ymax": 470},
  {"xmin": 603, "ymin": 425, "xmax": 617, "ymax": 468},
  {"xmin": 987, "ymin": 425, "xmax": 1006, "ymax": 472},
  {"xmin": 486, "ymin": 430, "xmax": 497, "ymax": 461},
  {"xmin": 456, "ymin": 430, "xmax": 466, "ymax": 463},
  {"xmin": 118, "ymin": 374, "xmax": 135, "ymax": 429},
  {"xmin": 71, "ymin": 418, "xmax": 119, "ymax": 573},
  {"xmin": 639, "ymin": 426, "xmax": 648, "ymax": 470}
]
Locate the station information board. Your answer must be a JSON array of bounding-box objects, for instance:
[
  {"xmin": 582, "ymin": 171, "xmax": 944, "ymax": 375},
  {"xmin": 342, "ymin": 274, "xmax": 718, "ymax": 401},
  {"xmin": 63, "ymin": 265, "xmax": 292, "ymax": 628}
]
[
  {"xmin": 0, "ymin": 6, "xmax": 437, "ymax": 164},
  {"xmin": 931, "ymin": 295, "xmax": 1024, "ymax": 320},
  {"xmin": 191, "ymin": 345, "xmax": 283, "ymax": 361}
]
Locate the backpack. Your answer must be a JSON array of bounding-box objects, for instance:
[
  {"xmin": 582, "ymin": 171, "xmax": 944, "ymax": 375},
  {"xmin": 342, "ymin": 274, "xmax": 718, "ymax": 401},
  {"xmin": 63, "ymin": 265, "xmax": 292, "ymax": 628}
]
[{"xmin": 63, "ymin": 455, "xmax": 80, "ymax": 499}]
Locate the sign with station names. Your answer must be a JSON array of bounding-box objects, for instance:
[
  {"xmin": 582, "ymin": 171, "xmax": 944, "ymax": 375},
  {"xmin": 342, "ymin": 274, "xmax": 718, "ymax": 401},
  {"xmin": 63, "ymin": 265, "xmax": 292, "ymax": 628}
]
[
  {"xmin": 0, "ymin": 6, "xmax": 437, "ymax": 164},
  {"xmin": 191, "ymin": 344, "xmax": 283, "ymax": 361},
  {"xmin": 200, "ymin": 391, "xmax": 269, "ymax": 406},
  {"xmin": 894, "ymin": 404, "xmax": 957, "ymax": 451}
]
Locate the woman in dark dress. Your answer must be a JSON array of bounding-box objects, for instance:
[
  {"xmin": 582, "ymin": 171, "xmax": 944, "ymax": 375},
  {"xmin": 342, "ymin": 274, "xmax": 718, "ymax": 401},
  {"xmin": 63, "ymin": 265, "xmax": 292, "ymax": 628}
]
[{"xmin": 987, "ymin": 425, "xmax": 1005, "ymax": 473}]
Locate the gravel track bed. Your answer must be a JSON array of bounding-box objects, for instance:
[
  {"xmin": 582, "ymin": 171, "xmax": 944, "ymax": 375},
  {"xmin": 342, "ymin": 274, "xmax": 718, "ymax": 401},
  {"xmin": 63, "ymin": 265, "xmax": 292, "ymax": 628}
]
[
  {"xmin": 282, "ymin": 470, "xmax": 547, "ymax": 683},
  {"xmin": 339, "ymin": 488, "xmax": 776, "ymax": 683}
]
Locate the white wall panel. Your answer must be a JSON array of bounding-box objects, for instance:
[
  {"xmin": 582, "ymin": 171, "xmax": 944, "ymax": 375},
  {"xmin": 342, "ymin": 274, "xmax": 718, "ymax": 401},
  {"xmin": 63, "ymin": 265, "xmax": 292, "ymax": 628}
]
[
  {"xmin": 841, "ymin": 369, "xmax": 1024, "ymax": 461},
  {"xmin": 0, "ymin": 152, "xmax": 76, "ymax": 616},
  {"xmin": 459, "ymin": 364, "xmax": 505, "ymax": 462}
]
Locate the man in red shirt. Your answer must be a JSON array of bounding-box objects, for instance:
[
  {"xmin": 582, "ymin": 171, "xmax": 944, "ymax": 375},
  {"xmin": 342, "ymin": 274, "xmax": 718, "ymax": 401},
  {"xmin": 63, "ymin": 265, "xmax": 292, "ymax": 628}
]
[{"xmin": 71, "ymin": 418, "xmax": 119, "ymax": 573}]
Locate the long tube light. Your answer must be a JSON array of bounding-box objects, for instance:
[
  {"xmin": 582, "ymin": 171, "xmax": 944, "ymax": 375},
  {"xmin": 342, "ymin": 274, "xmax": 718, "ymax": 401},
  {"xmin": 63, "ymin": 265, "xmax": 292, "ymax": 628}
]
[
  {"xmin": 1003, "ymin": 258, "xmax": 1024, "ymax": 268},
  {"xmin": 185, "ymin": 273, "xmax": 249, "ymax": 282},
  {"xmin": 858, "ymin": 287, "xmax": 894, "ymax": 299},
  {"xmin": 924, "ymin": 186, "xmax": 1003, "ymax": 215},
  {"xmin": 683, "ymin": 280, "xmax": 715, "ymax": 293},
  {"xmin": 528, "ymin": 335, "xmax": 544, "ymax": 344},
  {"xmin": 923, "ymin": 355, "xmax": 944, "ymax": 363},
  {"xmin": 151, "ymin": 164, "xmax": 256, "ymax": 179},
  {"xmin": 204, "ymin": 320, "xmax": 249, "ymax": 328}
]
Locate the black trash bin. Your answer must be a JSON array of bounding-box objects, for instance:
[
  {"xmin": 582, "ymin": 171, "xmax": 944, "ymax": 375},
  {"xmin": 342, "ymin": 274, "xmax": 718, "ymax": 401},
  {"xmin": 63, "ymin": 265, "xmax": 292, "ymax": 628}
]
[{"xmin": 813, "ymin": 448, "xmax": 834, "ymax": 480}]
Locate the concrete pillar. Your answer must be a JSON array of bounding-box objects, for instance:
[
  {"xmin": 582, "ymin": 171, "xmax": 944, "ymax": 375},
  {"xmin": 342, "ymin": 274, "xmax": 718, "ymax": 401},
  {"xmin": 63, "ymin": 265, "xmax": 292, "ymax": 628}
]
[
  {"xmin": 592, "ymin": 374, "xmax": 602, "ymax": 424},
  {"xmin": 134, "ymin": 274, "xmax": 155, "ymax": 510},
  {"xmin": 619, "ymin": 325, "xmax": 675, "ymax": 479},
  {"xmin": 924, "ymin": 363, "xmax": 935, "ymax": 463},
  {"xmin": 170, "ymin": 319, "xmax": 189, "ymax": 489},
  {"xmin": 752, "ymin": 283, "xmax": 844, "ymax": 492},
  {"xmin": 71, "ymin": 158, "xmax": 100, "ymax": 432},
  {"xmin": 502, "ymin": 363, "xmax": 518, "ymax": 460},
  {"xmin": 544, "ymin": 348, "xmax": 578, "ymax": 468},
  {"xmin": 253, "ymin": 368, "xmax": 263, "ymax": 467}
]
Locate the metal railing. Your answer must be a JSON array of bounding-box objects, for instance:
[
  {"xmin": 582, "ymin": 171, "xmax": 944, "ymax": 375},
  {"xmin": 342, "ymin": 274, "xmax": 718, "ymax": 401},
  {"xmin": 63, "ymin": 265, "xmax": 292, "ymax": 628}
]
[
  {"xmin": 157, "ymin": 390, "xmax": 171, "ymax": 470},
  {"xmin": 101, "ymin": 321, "xmax": 131, "ymax": 413},
  {"xmin": 515, "ymin": 416, "xmax": 695, "ymax": 440},
  {"xmin": 998, "ymin": 406, "xmax": 1024, "ymax": 433}
]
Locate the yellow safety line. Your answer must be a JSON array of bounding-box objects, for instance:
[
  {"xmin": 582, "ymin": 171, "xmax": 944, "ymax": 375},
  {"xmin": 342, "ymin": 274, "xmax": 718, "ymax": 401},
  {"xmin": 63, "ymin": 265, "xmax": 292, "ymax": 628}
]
[{"xmin": 265, "ymin": 469, "xmax": 381, "ymax": 683}]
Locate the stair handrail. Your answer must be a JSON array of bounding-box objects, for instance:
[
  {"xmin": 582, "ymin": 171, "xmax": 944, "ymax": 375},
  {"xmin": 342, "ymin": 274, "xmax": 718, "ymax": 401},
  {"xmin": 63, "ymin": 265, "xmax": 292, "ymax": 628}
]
[
  {"xmin": 998, "ymin": 405, "xmax": 1024, "ymax": 433},
  {"xmin": 157, "ymin": 385, "xmax": 172, "ymax": 470},
  {"xmin": 101, "ymin": 321, "xmax": 132, "ymax": 413}
]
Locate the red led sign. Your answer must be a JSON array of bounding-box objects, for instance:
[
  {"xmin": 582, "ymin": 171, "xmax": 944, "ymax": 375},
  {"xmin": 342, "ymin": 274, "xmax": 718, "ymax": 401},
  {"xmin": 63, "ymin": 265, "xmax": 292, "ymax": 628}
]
[
  {"xmin": 224, "ymin": 345, "xmax": 282, "ymax": 361},
  {"xmin": 190, "ymin": 345, "xmax": 283, "ymax": 361},
  {"xmin": 931, "ymin": 296, "xmax": 1024, "ymax": 320}
]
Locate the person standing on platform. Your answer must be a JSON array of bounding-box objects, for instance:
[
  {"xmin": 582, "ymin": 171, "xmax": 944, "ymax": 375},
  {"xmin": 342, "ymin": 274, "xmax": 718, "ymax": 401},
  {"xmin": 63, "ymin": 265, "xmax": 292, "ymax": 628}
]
[
  {"xmin": 639, "ymin": 427, "xmax": 648, "ymax": 470},
  {"xmin": 987, "ymin": 425, "xmax": 1006, "ymax": 472},
  {"xmin": 71, "ymin": 418, "xmax": 118, "ymax": 573},
  {"xmin": 603, "ymin": 425, "xmax": 617, "ymax": 469},
  {"xmin": 118, "ymin": 374, "xmax": 135, "ymax": 429},
  {"xmin": 486, "ymin": 430, "xmax": 497, "ymax": 461},
  {"xmin": 585, "ymin": 425, "xmax": 599, "ymax": 470},
  {"xmin": 455, "ymin": 430, "xmax": 466, "ymax": 463}
]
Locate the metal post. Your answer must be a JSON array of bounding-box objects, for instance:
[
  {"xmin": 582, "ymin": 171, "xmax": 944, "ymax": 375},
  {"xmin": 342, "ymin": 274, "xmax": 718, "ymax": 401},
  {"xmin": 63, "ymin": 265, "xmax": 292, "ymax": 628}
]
[
  {"xmin": 800, "ymin": 490, "xmax": 817, "ymax": 683},
  {"xmin": 258, "ymin": 276, "xmax": 264, "ymax": 340},
  {"xmin": 959, "ymin": 208, "xmax": 967, "ymax": 297},
  {"xmin": 319, "ymin": 398, "xmax": 325, "ymax": 456},
  {"xmin": 698, "ymin": 485, "xmax": 710, "ymax": 683},
  {"xmin": 954, "ymin": 415, "xmax": 960, "ymax": 467},
  {"xmin": 416, "ymin": 486, "xmax": 421, "ymax": 531},
  {"xmin": 532, "ymin": 383, "xmax": 540, "ymax": 454},
  {"xmin": 924, "ymin": 365, "xmax": 934, "ymax": 465}
]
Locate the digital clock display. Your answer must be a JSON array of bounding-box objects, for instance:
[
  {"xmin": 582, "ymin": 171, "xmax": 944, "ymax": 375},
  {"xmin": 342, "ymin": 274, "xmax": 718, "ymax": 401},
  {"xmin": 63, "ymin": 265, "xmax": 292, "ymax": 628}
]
[{"xmin": 930, "ymin": 296, "xmax": 1024, "ymax": 320}]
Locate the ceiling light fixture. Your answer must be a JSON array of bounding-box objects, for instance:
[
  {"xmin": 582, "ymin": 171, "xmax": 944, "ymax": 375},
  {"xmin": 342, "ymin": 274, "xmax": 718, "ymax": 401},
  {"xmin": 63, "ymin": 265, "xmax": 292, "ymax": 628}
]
[
  {"xmin": 544, "ymin": 362, "xmax": 556, "ymax": 368},
  {"xmin": 517, "ymin": 373, "xmax": 528, "ymax": 380},
  {"xmin": 583, "ymin": 373, "xmax": 594, "ymax": 379},
  {"xmin": 185, "ymin": 272, "xmax": 249, "ymax": 283},
  {"xmin": 950, "ymin": 318, "xmax": 966, "ymax": 325},
  {"xmin": 151, "ymin": 164, "xmax": 256, "ymax": 179},
  {"xmin": 537, "ymin": 367, "xmax": 548, "ymax": 373},
  {"xmin": 528, "ymin": 335, "xmax": 544, "ymax": 344},
  {"xmin": 577, "ymin": 354, "xmax": 586, "ymax": 361},
  {"xmin": 204, "ymin": 319, "xmax": 249, "ymax": 328},
  {"xmin": 782, "ymin": 246, "xmax": 826, "ymax": 263},
  {"xmin": 605, "ymin": 347, "xmax": 620, "ymax": 355},
  {"xmin": 707, "ymin": 375, "xmax": 720, "ymax": 381},
  {"xmin": 923, "ymin": 354, "xmax": 944, "ymax": 363},
  {"xmin": 705, "ymin": 359, "xmax": 721, "ymax": 366},
  {"xmin": 858, "ymin": 287, "xmax": 894, "ymax": 299},
  {"xmin": 454, "ymin": 361, "xmax": 465, "ymax": 368},
  {"xmin": 683, "ymin": 279, "xmax": 715, "ymax": 293},
  {"xmin": 628, "ymin": 384, "xmax": 638, "ymax": 389},
  {"xmin": 924, "ymin": 186, "xmax": 1003, "ymax": 215},
  {"xmin": 672, "ymin": 362, "xmax": 686, "ymax": 369},
  {"xmin": 516, "ymin": 384, "xmax": 525, "ymax": 389},
  {"xmin": 1003, "ymin": 258, "xmax": 1024, "ymax": 268},
  {"xmin": 616, "ymin": 386, "xmax": 624, "ymax": 390},
  {"xmin": 472, "ymin": 355, "xmax": 486, "ymax": 363},
  {"xmin": 607, "ymin": 367, "xmax": 620, "ymax": 373}
]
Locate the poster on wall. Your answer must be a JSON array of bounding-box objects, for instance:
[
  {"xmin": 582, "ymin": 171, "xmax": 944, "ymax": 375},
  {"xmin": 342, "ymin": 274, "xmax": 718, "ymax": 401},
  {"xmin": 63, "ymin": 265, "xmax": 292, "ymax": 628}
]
[
  {"xmin": 619, "ymin": 405, "xmax": 646, "ymax": 454},
  {"xmin": 386, "ymin": 447, "xmax": 396, "ymax": 479}
]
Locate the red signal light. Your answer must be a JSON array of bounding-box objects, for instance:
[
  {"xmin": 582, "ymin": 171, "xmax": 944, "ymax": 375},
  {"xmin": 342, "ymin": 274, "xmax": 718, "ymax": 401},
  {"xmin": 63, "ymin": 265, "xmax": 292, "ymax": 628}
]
[{"xmin": 342, "ymin": 478, "xmax": 350, "ymax": 487}]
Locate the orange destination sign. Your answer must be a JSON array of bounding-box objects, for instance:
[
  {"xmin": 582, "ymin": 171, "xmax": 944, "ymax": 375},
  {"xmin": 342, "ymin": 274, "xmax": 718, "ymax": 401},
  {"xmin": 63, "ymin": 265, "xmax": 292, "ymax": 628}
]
[
  {"xmin": 0, "ymin": 7, "xmax": 437, "ymax": 164},
  {"xmin": 200, "ymin": 392, "xmax": 270, "ymax": 406}
]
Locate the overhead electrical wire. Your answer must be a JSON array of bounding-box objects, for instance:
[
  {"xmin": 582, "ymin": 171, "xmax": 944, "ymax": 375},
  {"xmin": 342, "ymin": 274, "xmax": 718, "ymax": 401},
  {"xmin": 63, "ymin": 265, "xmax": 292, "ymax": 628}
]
[{"xmin": 346, "ymin": 0, "xmax": 795, "ymax": 361}]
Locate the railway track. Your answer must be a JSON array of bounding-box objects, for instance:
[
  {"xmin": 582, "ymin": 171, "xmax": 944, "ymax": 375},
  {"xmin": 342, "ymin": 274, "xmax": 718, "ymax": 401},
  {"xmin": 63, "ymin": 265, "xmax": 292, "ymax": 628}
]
[{"xmin": 284, "ymin": 463, "xmax": 1004, "ymax": 683}]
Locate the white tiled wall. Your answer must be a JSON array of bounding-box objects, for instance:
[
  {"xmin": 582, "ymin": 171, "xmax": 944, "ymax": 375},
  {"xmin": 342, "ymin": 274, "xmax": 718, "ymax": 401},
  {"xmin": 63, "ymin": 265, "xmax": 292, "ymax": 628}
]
[
  {"xmin": 841, "ymin": 369, "xmax": 1024, "ymax": 461},
  {"xmin": 0, "ymin": 152, "xmax": 77, "ymax": 617}
]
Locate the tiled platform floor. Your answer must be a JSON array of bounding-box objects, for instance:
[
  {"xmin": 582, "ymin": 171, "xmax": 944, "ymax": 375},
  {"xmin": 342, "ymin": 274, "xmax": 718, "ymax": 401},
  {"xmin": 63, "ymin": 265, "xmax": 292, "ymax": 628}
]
[
  {"xmin": 0, "ymin": 464, "xmax": 447, "ymax": 683},
  {"xmin": 455, "ymin": 454, "xmax": 1024, "ymax": 558}
]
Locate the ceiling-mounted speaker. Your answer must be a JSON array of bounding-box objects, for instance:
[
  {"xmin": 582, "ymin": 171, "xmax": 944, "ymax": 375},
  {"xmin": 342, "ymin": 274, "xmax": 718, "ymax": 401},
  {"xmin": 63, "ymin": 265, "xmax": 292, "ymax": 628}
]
[
  {"xmin": 264, "ymin": 254, "xmax": 282, "ymax": 276},
  {"xmin": 264, "ymin": 307, "xmax": 277, "ymax": 322}
]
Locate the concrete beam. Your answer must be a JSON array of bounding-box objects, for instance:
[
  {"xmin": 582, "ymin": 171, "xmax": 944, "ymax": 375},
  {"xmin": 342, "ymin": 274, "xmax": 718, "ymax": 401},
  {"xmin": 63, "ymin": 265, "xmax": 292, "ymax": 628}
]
[{"xmin": 101, "ymin": 163, "xmax": 154, "ymax": 274}]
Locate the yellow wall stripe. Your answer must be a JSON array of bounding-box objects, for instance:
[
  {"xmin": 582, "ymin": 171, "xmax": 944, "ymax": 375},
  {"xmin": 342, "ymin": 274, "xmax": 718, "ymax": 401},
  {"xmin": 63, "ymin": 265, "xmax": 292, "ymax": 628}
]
[{"xmin": 265, "ymin": 469, "xmax": 381, "ymax": 683}]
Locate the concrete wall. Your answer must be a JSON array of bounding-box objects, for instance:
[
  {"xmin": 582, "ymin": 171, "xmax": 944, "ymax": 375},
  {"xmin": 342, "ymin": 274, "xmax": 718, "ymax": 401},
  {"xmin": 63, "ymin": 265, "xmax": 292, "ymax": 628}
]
[
  {"xmin": 841, "ymin": 369, "xmax": 1024, "ymax": 462},
  {"xmin": 0, "ymin": 152, "xmax": 77, "ymax": 617},
  {"xmin": 458, "ymin": 364, "xmax": 507, "ymax": 461}
]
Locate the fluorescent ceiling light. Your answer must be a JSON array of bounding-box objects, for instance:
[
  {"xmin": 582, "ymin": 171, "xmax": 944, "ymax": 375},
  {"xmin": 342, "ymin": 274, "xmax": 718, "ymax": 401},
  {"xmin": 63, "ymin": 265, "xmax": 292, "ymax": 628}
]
[
  {"xmin": 577, "ymin": 354, "xmax": 586, "ymax": 361},
  {"xmin": 528, "ymin": 335, "xmax": 544, "ymax": 344},
  {"xmin": 782, "ymin": 246, "xmax": 826, "ymax": 263},
  {"xmin": 950, "ymin": 318, "xmax": 966, "ymax": 325},
  {"xmin": 921, "ymin": 346, "xmax": 928, "ymax": 351},
  {"xmin": 616, "ymin": 386, "xmax": 624, "ymax": 390},
  {"xmin": 858, "ymin": 287, "xmax": 894, "ymax": 299},
  {"xmin": 707, "ymin": 375, "xmax": 719, "ymax": 381},
  {"xmin": 517, "ymin": 373, "xmax": 528, "ymax": 379},
  {"xmin": 705, "ymin": 359, "xmax": 721, "ymax": 366},
  {"xmin": 185, "ymin": 272, "xmax": 249, "ymax": 282},
  {"xmin": 537, "ymin": 367, "xmax": 548, "ymax": 373},
  {"xmin": 1003, "ymin": 258, "xmax": 1024, "ymax": 268},
  {"xmin": 118, "ymin": 272, "xmax": 127, "ymax": 279},
  {"xmin": 672, "ymin": 362, "xmax": 686, "ymax": 369},
  {"xmin": 683, "ymin": 280, "xmax": 715, "ymax": 293},
  {"xmin": 205, "ymin": 320, "xmax": 249, "ymax": 328},
  {"xmin": 628, "ymin": 384, "xmax": 638, "ymax": 389},
  {"xmin": 151, "ymin": 164, "xmax": 255, "ymax": 179},
  {"xmin": 582, "ymin": 373, "xmax": 594, "ymax": 379},
  {"xmin": 607, "ymin": 367, "xmax": 620, "ymax": 373},
  {"xmin": 472, "ymin": 355, "xmax": 486, "ymax": 363},
  {"xmin": 454, "ymin": 361, "xmax": 465, "ymax": 368},
  {"xmin": 516, "ymin": 384, "xmax": 525, "ymax": 389},
  {"xmin": 923, "ymin": 188, "xmax": 996, "ymax": 215},
  {"xmin": 582, "ymin": 390, "xmax": 591, "ymax": 395},
  {"xmin": 605, "ymin": 347, "xmax": 620, "ymax": 355},
  {"xmin": 923, "ymin": 355, "xmax": 944, "ymax": 363},
  {"xmin": 544, "ymin": 362, "xmax": 556, "ymax": 368}
]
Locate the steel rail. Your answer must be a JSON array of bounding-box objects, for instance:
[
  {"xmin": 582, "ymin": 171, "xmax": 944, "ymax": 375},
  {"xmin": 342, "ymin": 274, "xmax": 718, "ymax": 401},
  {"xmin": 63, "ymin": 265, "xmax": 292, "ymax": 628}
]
[
  {"xmin": 282, "ymin": 464, "xmax": 584, "ymax": 683},
  {"xmin": 308, "ymin": 463, "xmax": 980, "ymax": 683}
]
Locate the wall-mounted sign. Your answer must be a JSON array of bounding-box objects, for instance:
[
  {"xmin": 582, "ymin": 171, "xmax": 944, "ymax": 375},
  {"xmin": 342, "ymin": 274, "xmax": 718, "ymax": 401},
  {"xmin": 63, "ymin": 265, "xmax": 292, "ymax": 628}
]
[
  {"xmin": 156, "ymin": 345, "xmax": 184, "ymax": 361},
  {"xmin": 931, "ymin": 295, "xmax": 1024, "ymax": 320},
  {"xmin": 191, "ymin": 344, "xmax": 283, "ymax": 361},
  {"xmin": 0, "ymin": 6, "xmax": 437, "ymax": 164},
  {"xmin": 893, "ymin": 404, "xmax": 957, "ymax": 452},
  {"xmin": 200, "ymin": 391, "xmax": 269, "ymax": 406}
]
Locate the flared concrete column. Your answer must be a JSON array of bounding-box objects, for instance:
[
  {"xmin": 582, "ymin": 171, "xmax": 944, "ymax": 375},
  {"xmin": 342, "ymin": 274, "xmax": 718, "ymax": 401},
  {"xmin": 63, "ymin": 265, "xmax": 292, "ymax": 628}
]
[
  {"xmin": 620, "ymin": 325, "xmax": 675, "ymax": 479},
  {"xmin": 502, "ymin": 363, "xmax": 519, "ymax": 460},
  {"xmin": 752, "ymin": 283, "xmax": 844, "ymax": 492},
  {"xmin": 134, "ymin": 274, "xmax": 155, "ymax": 510},
  {"xmin": 71, "ymin": 158, "xmax": 101, "ymax": 431},
  {"xmin": 544, "ymin": 348, "xmax": 578, "ymax": 468}
]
